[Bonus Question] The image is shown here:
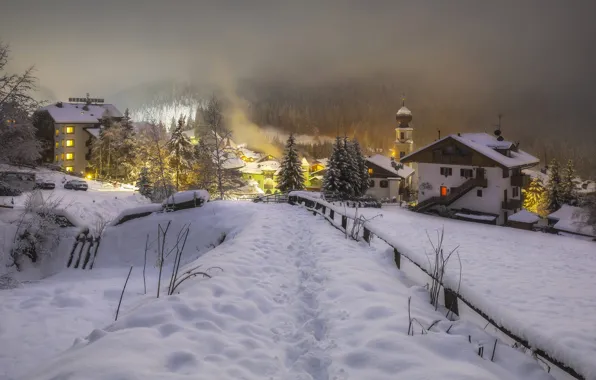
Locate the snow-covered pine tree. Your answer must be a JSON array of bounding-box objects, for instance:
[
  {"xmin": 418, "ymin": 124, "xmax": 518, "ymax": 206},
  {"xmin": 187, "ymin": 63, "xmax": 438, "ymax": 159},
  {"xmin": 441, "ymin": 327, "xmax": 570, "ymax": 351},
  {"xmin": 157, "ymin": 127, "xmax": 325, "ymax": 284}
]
[
  {"xmin": 167, "ymin": 116, "xmax": 195, "ymax": 190},
  {"xmin": 136, "ymin": 167, "xmax": 152, "ymax": 199},
  {"xmin": 338, "ymin": 137, "xmax": 354, "ymax": 197},
  {"xmin": 560, "ymin": 159, "xmax": 578, "ymax": 205},
  {"xmin": 322, "ymin": 137, "xmax": 344, "ymax": 197},
  {"xmin": 546, "ymin": 159, "xmax": 563, "ymax": 212},
  {"xmin": 523, "ymin": 177, "xmax": 547, "ymax": 216},
  {"xmin": 345, "ymin": 138, "xmax": 361, "ymax": 196},
  {"xmin": 351, "ymin": 139, "xmax": 369, "ymax": 196},
  {"xmin": 121, "ymin": 108, "xmax": 133, "ymax": 133},
  {"xmin": 277, "ymin": 133, "xmax": 305, "ymax": 192}
]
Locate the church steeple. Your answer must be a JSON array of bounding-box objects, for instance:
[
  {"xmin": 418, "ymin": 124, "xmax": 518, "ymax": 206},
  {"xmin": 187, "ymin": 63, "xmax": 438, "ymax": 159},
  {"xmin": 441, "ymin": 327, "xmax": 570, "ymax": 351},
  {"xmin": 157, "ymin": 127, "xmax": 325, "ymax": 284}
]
[{"xmin": 394, "ymin": 95, "xmax": 414, "ymax": 162}]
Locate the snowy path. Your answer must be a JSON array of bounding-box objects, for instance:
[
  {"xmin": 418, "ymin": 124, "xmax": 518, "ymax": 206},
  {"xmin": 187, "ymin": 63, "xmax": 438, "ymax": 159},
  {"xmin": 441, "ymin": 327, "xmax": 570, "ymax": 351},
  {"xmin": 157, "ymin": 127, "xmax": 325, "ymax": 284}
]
[{"xmin": 7, "ymin": 203, "xmax": 551, "ymax": 380}]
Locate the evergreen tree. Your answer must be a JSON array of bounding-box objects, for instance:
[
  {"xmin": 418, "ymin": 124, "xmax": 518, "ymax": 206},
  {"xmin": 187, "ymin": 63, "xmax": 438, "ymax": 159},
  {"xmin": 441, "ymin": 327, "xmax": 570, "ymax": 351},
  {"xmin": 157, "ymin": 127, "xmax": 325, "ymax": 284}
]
[
  {"xmin": 351, "ymin": 139, "xmax": 369, "ymax": 196},
  {"xmin": 338, "ymin": 138, "xmax": 354, "ymax": 197},
  {"xmin": 277, "ymin": 133, "xmax": 305, "ymax": 192},
  {"xmin": 523, "ymin": 177, "xmax": 548, "ymax": 216},
  {"xmin": 345, "ymin": 138, "xmax": 361, "ymax": 196},
  {"xmin": 167, "ymin": 116, "xmax": 195, "ymax": 190},
  {"xmin": 121, "ymin": 108, "xmax": 133, "ymax": 133},
  {"xmin": 561, "ymin": 159, "xmax": 578, "ymax": 205},
  {"xmin": 546, "ymin": 159, "xmax": 563, "ymax": 212},
  {"xmin": 136, "ymin": 167, "xmax": 152, "ymax": 199},
  {"xmin": 323, "ymin": 137, "xmax": 347, "ymax": 198}
]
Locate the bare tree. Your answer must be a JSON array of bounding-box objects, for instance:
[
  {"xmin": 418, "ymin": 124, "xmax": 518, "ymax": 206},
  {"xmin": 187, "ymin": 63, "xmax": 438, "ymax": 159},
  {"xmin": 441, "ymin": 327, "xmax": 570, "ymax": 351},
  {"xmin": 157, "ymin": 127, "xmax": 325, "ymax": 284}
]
[
  {"xmin": 198, "ymin": 95, "xmax": 242, "ymax": 199},
  {"xmin": 0, "ymin": 42, "xmax": 42, "ymax": 165}
]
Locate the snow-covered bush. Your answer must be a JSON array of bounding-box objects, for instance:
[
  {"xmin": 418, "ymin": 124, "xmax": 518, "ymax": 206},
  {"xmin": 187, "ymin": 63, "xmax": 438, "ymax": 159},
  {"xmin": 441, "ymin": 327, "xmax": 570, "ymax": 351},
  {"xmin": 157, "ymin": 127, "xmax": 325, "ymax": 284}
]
[{"xmin": 9, "ymin": 191, "xmax": 63, "ymax": 270}]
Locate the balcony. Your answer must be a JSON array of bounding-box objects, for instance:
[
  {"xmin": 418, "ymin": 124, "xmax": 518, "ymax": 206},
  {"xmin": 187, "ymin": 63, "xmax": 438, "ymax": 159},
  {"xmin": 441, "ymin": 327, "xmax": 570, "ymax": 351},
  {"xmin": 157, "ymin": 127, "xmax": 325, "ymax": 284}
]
[
  {"xmin": 511, "ymin": 174, "xmax": 529, "ymax": 187},
  {"xmin": 502, "ymin": 199, "xmax": 522, "ymax": 210}
]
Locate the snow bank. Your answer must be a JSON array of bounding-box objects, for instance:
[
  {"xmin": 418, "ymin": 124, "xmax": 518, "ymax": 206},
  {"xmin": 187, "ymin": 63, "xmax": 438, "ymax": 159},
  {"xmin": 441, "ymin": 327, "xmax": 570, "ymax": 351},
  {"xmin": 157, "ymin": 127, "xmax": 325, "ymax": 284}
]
[
  {"xmin": 163, "ymin": 190, "xmax": 210, "ymax": 206},
  {"xmin": 19, "ymin": 203, "xmax": 551, "ymax": 380},
  {"xmin": 96, "ymin": 201, "xmax": 253, "ymax": 268},
  {"xmin": 109, "ymin": 204, "xmax": 163, "ymax": 226},
  {"xmin": 357, "ymin": 206, "xmax": 596, "ymax": 379},
  {"xmin": 455, "ymin": 212, "xmax": 497, "ymax": 221}
]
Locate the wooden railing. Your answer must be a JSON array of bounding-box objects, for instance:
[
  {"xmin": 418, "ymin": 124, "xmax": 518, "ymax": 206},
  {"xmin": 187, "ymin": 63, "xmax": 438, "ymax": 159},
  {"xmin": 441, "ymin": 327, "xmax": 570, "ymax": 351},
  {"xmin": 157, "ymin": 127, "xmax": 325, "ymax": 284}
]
[
  {"xmin": 414, "ymin": 177, "xmax": 487, "ymax": 212},
  {"xmin": 289, "ymin": 193, "xmax": 584, "ymax": 380},
  {"xmin": 253, "ymin": 193, "xmax": 289, "ymax": 203}
]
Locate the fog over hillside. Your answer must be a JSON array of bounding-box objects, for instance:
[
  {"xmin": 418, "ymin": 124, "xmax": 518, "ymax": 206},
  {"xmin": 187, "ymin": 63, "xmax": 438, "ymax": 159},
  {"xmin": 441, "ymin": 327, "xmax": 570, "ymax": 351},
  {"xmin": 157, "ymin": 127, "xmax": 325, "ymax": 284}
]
[{"xmin": 2, "ymin": 0, "xmax": 595, "ymax": 175}]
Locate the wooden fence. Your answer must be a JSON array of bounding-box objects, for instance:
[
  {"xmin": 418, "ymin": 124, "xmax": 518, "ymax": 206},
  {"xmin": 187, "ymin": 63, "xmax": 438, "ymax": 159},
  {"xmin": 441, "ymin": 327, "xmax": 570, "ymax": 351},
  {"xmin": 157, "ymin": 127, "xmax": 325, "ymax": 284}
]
[
  {"xmin": 67, "ymin": 231, "xmax": 101, "ymax": 270},
  {"xmin": 289, "ymin": 193, "xmax": 584, "ymax": 380}
]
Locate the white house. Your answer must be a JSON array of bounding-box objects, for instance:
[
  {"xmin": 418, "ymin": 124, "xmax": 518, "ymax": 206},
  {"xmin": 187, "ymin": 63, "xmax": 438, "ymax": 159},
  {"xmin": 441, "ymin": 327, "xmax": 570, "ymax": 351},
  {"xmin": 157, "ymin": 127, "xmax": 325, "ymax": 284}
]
[
  {"xmin": 365, "ymin": 154, "xmax": 415, "ymax": 202},
  {"xmin": 401, "ymin": 132, "xmax": 539, "ymax": 225}
]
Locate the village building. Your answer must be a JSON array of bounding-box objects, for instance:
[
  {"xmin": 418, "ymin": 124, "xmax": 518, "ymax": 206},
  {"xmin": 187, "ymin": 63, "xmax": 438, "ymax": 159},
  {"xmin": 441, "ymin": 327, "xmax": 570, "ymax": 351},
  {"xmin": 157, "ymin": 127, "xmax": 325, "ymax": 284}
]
[
  {"xmin": 365, "ymin": 155, "xmax": 414, "ymax": 201},
  {"xmin": 401, "ymin": 131, "xmax": 539, "ymax": 225},
  {"xmin": 36, "ymin": 96, "xmax": 123, "ymax": 176}
]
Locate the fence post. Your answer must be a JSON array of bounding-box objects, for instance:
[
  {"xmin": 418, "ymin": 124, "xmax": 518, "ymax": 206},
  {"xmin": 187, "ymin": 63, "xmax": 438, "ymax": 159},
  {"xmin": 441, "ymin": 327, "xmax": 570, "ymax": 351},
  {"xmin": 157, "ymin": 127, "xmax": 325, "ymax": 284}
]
[
  {"xmin": 341, "ymin": 216, "xmax": 347, "ymax": 229},
  {"xmin": 394, "ymin": 248, "xmax": 401, "ymax": 269},
  {"xmin": 444, "ymin": 288, "xmax": 459, "ymax": 316},
  {"xmin": 363, "ymin": 227, "xmax": 371, "ymax": 243},
  {"xmin": 330, "ymin": 210, "xmax": 335, "ymax": 220}
]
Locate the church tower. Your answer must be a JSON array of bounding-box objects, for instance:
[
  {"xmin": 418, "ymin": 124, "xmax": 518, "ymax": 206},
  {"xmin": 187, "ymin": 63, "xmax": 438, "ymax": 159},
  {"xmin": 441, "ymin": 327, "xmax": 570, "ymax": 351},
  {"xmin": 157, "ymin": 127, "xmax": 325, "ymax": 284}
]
[{"xmin": 394, "ymin": 97, "xmax": 414, "ymax": 163}]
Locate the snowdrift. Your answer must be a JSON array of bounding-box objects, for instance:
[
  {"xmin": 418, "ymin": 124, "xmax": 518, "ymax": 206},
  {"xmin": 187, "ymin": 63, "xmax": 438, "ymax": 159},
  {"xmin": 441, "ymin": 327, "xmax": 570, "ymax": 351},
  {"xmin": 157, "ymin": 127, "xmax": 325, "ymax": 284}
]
[{"xmin": 95, "ymin": 201, "xmax": 254, "ymax": 268}]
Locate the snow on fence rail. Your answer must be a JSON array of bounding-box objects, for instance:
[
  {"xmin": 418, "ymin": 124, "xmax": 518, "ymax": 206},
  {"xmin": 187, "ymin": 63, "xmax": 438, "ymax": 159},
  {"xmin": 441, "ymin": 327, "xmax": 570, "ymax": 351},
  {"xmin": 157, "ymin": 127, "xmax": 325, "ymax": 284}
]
[{"xmin": 288, "ymin": 191, "xmax": 587, "ymax": 380}]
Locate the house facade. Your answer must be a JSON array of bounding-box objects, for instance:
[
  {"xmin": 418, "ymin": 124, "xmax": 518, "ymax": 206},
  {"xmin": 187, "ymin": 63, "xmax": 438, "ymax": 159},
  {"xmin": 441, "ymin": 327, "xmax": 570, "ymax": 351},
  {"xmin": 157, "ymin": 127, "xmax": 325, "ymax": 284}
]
[
  {"xmin": 402, "ymin": 132, "xmax": 539, "ymax": 225},
  {"xmin": 365, "ymin": 154, "xmax": 415, "ymax": 201},
  {"xmin": 36, "ymin": 97, "xmax": 123, "ymax": 175}
]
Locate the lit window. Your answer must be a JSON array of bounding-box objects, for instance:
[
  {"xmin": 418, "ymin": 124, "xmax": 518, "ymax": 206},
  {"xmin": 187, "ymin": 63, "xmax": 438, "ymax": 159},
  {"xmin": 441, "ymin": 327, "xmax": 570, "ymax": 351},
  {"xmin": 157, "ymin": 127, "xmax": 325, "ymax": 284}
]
[
  {"xmin": 66, "ymin": 126, "xmax": 74, "ymax": 134},
  {"xmin": 55, "ymin": 141, "xmax": 59, "ymax": 148},
  {"xmin": 440, "ymin": 186, "xmax": 448, "ymax": 197},
  {"xmin": 66, "ymin": 153, "xmax": 74, "ymax": 160},
  {"xmin": 66, "ymin": 139, "xmax": 74, "ymax": 147},
  {"xmin": 61, "ymin": 140, "xmax": 65, "ymax": 147},
  {"xmin": 61, "ymin": 153, "xmax": 65, "ymax": 160},
  {"xmin": 55, "ymin": 129, "xmax": 59, "ymax": 136},
  {"xmin": 368, "ymin": 168, "xmax": 373, "ymax": 175},
  {"xmin": 65, "ymin": 166, "xmax": 74, "ymax": 172},
  {"xmin": 55, "ymin": 155, "xmax": 59, "ymax": 161}
]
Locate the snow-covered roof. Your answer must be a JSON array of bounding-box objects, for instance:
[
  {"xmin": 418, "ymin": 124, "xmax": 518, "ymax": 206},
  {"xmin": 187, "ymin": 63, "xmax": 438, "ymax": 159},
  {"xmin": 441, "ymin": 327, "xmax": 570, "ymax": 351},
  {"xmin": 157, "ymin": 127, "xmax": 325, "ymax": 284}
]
[
  {"xmin": 238, "ymin": 147, "xmax": 262, "ymax": 160},
  {"xmin": 455, "ymin": 212, "xmax": 497, "ymax": 221},
  {"xmin": 547, "ymin": 204, "xmax": 582, "ymax": 221},
  {"xmin": 554, "ymin": 216, "xmax": 594, "ymax": 237},
  {"xmin": 366, "ymin": 154, "xmax": 415, "ymax": 179},
  {"xmin": 523, "ymin": 169, "xmax": 548, "ymax": 184},
  {"xmin": 240, "ymin": 160, "xmax": 280, "ymax": 175},
  {"xmin": 40, "ymin": 102, "xmax": 123, "ymax": 124},
  {"xmin": 301, "ymin": 157, "xmax": 309, "ymax": 166},
  {"xmin": 402, "ymin": 133, "xmax": 539, "ymax": 169},
  {"xmin": 84, "ymin": 127, "xmax": 101, "ymax": 138},
  {"xmin": 509, "ymin": 209, "xmax": 540, "ymax": 224},
  {"xmin": 396, "ymin": 106, "xmax": 412, "ymax": 116},
  {"xmin": 222, "ymin": 156, "xmax": 245, "ymax": 170},
  {"xmin": 315, "ymin": 158, "xmax": 329, "ymax": 167}
]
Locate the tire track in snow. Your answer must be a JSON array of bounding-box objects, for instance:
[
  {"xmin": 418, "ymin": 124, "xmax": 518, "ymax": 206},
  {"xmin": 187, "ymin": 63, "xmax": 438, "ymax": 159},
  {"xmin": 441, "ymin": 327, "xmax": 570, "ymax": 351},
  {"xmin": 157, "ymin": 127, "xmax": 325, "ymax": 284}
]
[{"xmin": 276, "ymin": 210, "xmax": 332, "ymax": 380}]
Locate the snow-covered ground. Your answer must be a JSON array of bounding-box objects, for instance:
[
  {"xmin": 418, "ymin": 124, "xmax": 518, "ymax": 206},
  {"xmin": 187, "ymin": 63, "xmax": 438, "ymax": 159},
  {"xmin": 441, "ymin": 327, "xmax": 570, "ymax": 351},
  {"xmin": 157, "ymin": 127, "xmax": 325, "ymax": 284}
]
[
  {"xmin": 2, "ymin": 202, "xmax": 552, "ymax": 380},
  {"xmin": 295, "ymin": 198, "xmax": 595, "ymax": 379}
]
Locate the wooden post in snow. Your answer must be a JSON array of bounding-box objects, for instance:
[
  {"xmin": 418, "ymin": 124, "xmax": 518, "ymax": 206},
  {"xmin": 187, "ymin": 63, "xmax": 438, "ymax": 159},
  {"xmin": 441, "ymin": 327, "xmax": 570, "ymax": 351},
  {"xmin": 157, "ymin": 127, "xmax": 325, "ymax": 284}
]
[
  {"xmin": 394, "ymin": 248, "xmax": 401, "ymax": 269},
  {"xmin": 444, "ymin": 288, "xmax": 459, "ymax": 316}
]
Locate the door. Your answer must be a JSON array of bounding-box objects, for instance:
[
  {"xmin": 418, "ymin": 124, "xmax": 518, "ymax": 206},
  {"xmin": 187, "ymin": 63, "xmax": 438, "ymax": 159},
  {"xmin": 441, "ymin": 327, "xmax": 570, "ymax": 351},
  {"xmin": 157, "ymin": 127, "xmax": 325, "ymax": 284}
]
[
  {"xmin": 476, "ymin": 168, "xmax": 485, "ymax": 180},
  {"xmin": 440, "ymin": 186, "xmax": 448, "ymax": 197}
]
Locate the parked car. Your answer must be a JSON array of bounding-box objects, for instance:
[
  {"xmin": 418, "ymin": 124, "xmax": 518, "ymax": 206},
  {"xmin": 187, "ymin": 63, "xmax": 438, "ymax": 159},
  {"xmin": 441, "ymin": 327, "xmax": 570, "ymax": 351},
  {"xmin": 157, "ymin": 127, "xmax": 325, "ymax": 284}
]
[
  {"xmin": 64, "ymin": 180, "xmax": 88, "ymax": 191},
  {"xmin": 34, "ymin": 179, "xmax": 56, "ymax": 190}
]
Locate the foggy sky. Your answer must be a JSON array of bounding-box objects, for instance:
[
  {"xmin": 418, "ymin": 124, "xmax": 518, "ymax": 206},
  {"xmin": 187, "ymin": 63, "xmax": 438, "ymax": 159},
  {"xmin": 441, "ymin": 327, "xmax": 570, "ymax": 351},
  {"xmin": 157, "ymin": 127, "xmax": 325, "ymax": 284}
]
[{"xmin": 2, "ymin": 0, "xmax": 596, "ymax": 131}]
